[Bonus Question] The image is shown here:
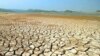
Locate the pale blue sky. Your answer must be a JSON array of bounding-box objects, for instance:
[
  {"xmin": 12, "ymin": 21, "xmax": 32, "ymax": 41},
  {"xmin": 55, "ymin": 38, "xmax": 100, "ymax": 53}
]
[{"xmin": 0, "ymin": 0, "xmax": 100, "ymax": 12}]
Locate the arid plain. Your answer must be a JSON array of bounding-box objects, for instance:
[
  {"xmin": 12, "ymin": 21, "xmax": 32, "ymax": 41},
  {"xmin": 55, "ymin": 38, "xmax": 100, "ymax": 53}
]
[{"xmin": 0, "ymin": 14, "xmax": 100, "ymax": 56}]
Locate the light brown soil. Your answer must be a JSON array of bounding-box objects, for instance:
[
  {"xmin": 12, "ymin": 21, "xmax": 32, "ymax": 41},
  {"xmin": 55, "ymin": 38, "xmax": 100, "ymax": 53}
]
[{"xmin": 0, "ymin": 14, "xmax": 100, "ymax": 56}]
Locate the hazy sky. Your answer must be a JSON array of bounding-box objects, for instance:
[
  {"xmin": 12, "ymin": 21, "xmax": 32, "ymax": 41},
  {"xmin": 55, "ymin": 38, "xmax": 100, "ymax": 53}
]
[{"xmin": 0, "ymin": 0, "xmax": 100, "ymax": 12}]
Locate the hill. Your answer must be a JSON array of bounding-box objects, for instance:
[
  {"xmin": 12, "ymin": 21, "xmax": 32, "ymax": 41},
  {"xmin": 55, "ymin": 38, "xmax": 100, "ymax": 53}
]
[{"xmin": 0, "ymin": 8, "xmax": 100, "ymax": 16}]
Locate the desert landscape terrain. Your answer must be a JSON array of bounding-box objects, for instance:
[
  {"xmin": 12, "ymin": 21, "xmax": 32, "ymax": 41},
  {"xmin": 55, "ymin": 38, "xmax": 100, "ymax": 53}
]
[{"xmin": 0, "ymin": 14, "xmax": 100, "ymax": 56}]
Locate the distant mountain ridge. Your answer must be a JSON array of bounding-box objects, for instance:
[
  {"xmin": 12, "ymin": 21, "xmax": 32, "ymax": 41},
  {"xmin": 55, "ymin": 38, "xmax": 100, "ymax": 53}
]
[
  {"xmin": 0, "ymin": 8, "xmax": 14, "ymax": 12},
  {"xmin": 0, "ymin": 8, "xmax": 77, "ymax": 13},
  {"xmin": 0, "ymin": 8, "xmax": 100, "ymax": 16}
]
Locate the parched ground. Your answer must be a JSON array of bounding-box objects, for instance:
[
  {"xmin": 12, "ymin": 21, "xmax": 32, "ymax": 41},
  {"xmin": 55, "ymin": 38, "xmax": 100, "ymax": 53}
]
[{"xmin": 0, "ymin": 14, "xmax": 100, "ymax": 56}]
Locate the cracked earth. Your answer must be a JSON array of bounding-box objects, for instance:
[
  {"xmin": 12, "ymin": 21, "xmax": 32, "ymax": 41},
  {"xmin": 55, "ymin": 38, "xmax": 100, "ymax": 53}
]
[{"xmin": 0, "ymin": 14, "xmax": 100, "ymax": 56}]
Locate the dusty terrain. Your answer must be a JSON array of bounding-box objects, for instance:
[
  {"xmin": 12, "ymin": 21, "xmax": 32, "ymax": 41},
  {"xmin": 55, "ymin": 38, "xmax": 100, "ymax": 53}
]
[{"xmin": 0, "ymin": 14, "xmax": 100, "ymax": 56}]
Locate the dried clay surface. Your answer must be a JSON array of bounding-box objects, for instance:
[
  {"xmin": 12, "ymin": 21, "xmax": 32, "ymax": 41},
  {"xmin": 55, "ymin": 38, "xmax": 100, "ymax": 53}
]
[{"xmin": 0, "ymin": 14, "xmax": 100, "ymax": 56}]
